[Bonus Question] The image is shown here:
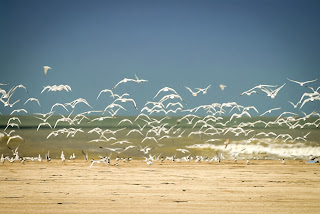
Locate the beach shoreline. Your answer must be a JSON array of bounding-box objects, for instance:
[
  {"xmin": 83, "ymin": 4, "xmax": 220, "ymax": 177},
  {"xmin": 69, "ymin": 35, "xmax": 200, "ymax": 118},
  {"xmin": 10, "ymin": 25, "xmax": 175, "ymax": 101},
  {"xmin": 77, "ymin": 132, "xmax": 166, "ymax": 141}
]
[{"xmin": 1, "ymin": 160, "xmax": 319, "ymax": 213}]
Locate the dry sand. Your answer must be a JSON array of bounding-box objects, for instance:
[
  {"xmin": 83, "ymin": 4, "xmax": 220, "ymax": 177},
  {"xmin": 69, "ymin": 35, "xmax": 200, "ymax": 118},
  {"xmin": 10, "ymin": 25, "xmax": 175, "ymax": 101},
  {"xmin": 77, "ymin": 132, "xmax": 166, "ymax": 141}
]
[{"xmin": 0, "ymin": 160, "xmax": 319, "ymax": 213}]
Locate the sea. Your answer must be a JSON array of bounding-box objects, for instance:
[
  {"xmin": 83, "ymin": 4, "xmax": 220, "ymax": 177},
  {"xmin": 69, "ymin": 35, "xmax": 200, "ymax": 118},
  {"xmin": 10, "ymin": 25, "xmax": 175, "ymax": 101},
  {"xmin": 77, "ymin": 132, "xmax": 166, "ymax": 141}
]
[{"xmin": 1, "ymin": 114, "xmax": 319, "ymax": 160}]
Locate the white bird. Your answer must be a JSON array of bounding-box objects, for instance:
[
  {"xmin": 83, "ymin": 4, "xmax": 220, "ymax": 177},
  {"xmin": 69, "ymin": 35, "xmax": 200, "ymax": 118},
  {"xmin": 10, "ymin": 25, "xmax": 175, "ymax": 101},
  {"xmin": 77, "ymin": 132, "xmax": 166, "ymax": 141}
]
[
  {"xmin": 139, "ymin": 145, "xmax": 152, "ymax": 154},
  {"xmin": 7, "ymin": 135, "xmax": 24, "ymax": 145},
  {"xmin": 287, "ymin": 78, "xmax": 318, "ymax": 86},
  {"xmin": 89, "ymin": 158, "xmax": 108, "ymax": 169},
  {"xmin": 219, "ymin": 84, "xmax": 226, "ymax": 91},
  {"xmin": 259, "ymin": 107, "xmax": 281, "ymax": 116},
  {"xmin": 114, "ymin": 98, "xmax": 137, "ymax": 110},
  {"xmin": 240, "ymin": 90, "xmax": 258, "ymax": 96},
  {"xmin": 37, "ymin": 122, "xmax": 52, "ymax": 131},
  {"xmin": 89, "ymin": 116, "xmax": 111, "ymax": 123},
  {"xmin": 153, "ymin": 87, "xmax": 179, "ymax": 99},
  {"xmin": 112, "ymin": 76, "xmax": 147, "ymax": 89},
  {"xmin": 51, "ymin": 103, "xmax": 69, "ymax": 112},
  {"xmin": 300, "ymin": 96, "xmax": 320, "ymax": 109},
  {"xmin": 43, "ymin": 66, "xmax": 51, "ymax": 75},
  {"xmin": 142, "ymin": 136, "xmax": 158, "ymax": 144},
  {"xmin": 176, "ymin": 148, "xmax": 190, "ymax": 154},
  {"xmin": 261, "ymin": 83, "xmax": 286, "ymax": 99},
  {"xmin": 195, "ymin": 85, "xmax": 211, "ymax": 94},
  {"xmin": 41, "ymin": 84, "xmax": 71, "ymax": 93},
  {"xmin": 111, "ymin": 140, "xmax": 132, "ymax": 145},
  {"xmin": 97, "ymin": 89, "xmax": 114, "ymax": 99},
  {"xmin": 65, "ymin": 98, "xmax": 92, "ymax": 109},
  {"xmin": 61, "ymin": 151, "xmax": 65, "ymax": 162},
  {"xmin": 126, "ymin": 129, "xmax": 144, "ymax": 136},
  {"xmin": 134, "ymin": 74, "xmax": 148, "ymax": 83},
  {"xmin": 24, "ymin": 98, "xmax": 41, "ymax": 106},
  {"xmin": 185, "ymin": 86, "xmax": 200, "ymax": 96},
  {"xmin": 10, "ymin": 108, "xmax": 28, "ymax": 115},
  {"xmin": 4, "ymin": 122, "xmax": 20, "ymax": 131},
  {"xmin": 256, "ymin": 132, "xmax": 277, "ymax": 137},
  {"xmin": 229, "ymin": 111, "xmax": 251, "ymax": 122}
]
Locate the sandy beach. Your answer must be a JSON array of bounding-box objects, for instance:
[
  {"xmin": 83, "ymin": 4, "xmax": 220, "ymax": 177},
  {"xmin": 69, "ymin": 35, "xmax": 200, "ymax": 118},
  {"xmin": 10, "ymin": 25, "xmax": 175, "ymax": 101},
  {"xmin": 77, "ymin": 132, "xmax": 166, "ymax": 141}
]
[{"xmin": 0, "ymin": 160, "xmax": 319, "ymax": 213}]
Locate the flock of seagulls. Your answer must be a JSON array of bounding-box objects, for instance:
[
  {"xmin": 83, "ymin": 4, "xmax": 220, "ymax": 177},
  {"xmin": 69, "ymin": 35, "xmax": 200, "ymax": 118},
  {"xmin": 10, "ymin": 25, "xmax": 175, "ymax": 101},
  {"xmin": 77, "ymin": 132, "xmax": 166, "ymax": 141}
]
[{"xmin": 1, "ymin": 69, "xmax": 320, "ymax": 167}]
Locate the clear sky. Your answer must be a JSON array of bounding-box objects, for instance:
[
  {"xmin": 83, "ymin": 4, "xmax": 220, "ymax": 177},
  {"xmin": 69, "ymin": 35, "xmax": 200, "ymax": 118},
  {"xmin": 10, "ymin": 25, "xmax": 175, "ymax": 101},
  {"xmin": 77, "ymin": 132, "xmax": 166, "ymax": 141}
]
[{"xmin": 1, "ymin": 0, "xmax": 319, "ymax": 115}]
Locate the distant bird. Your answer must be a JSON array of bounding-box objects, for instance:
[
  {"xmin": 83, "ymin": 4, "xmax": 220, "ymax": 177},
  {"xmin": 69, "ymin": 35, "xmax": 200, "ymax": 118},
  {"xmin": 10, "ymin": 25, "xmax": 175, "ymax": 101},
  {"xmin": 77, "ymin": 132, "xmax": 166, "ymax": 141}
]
[
  {"xmin": 43, "ymin": 66, "xmax": 52, "ymax": 75},
  {"xmin": 61, "ymin": 151, "xmax": 65, "ymax": 163},
  {"xmin": 176, "ymin": 148, "xmax": 190, "ymax": 154},
  {"xmin": 24, "ymin": 98, "xmax": 41, "ymax": 107},
  {"xmin": 153, "ymin": 87, "xmax": 179, "ymax": 99},
  {"xmin": 260, "ymin": 107, "xmax": 281, "ymax": 116},
  {"xmin": 185, "ymin": 87, "xmax": 200, "ymax": 96},
  {"xmin": 97, "ymin": 89, "xmax": 114, "ymax": 100},
  {"xmin": 219, "ymin": 84, "xmax": 226, "ymax": 91},
  {"xmin": 261, "ymin": 83, "xmax": 286, "ymax": 99},
  {"xmin": 287, "ymin": 78, "xmax": 318, "ymax": 86},
  {"xmin": 37, "ymin": 122, "xmax": 52, "ymax": 131},
  {"xmin": 10, "ymin": 108, "xmax": 28, "ymax": 115},
  {"xmin": 195, "ymin": 85, "xmax": 211, "ymax": 94},
  {"xmin": 7, "ymin": 135, "xmax": 24, "ymax": 145},
  {"xmin": 224, "ymin": 139, "xmax": 230, "ymax": 149}
]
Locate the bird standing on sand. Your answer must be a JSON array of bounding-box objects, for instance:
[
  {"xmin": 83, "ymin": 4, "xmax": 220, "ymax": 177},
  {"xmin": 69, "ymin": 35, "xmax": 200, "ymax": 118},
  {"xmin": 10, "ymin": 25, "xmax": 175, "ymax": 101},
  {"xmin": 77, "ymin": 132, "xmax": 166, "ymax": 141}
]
[
  {"xmin": 224, "ymin": 139, "xmax": 230, "ymax": 149},
  {"xmin": 43, "ymin": 66, "xmax": 51, "ymax": 75}
]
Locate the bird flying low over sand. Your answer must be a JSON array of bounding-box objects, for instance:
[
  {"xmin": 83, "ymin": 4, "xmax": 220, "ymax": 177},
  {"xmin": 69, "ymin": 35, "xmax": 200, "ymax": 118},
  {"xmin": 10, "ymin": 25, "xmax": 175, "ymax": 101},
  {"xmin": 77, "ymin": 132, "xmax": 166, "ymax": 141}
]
[{"xmin": 43, "ymin": 66, "xmax": 52, "ymax": 75}]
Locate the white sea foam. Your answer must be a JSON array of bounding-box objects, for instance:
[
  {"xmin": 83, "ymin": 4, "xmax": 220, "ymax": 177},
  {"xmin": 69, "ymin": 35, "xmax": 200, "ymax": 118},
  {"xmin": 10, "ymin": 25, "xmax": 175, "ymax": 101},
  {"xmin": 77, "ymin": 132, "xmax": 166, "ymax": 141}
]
[{"xmin": 186, "ymin": 138, "xmax": 320, "ymax": 159}]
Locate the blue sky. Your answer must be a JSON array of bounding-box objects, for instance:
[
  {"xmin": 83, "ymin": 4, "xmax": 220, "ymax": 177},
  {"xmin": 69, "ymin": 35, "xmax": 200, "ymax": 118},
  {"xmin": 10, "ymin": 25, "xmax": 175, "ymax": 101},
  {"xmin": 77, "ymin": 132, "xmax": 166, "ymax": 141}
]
[{"xmin": 1, "ymin": 0, "xmax": 319, "ymax": 115}]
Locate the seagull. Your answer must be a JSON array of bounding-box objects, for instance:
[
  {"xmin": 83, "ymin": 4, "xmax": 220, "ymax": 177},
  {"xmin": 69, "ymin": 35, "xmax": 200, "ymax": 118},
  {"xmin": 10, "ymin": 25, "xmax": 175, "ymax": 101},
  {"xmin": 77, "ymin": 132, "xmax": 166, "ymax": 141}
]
[
  {"xmin": 185, "ymin": 86, "xmax": 200, "ymax": 96},
  {"xmin": 240, "ymin": 90, "xmax": 258, "ymax": 96},
  {"xmin": 126, "ymin": 129, "xmax": 144, "ymax": 136},
  {"xmin": 134, "ymin": 74, "xmax": 148, "ymax": 83},
  {"xmin": 176, "ymin": 148, "xmax": 190, "ymax": 154},
  {"xmin": 65, "ymin": 98, "xmax": 92, "ymax": 109},
  {"xmin": 259, "ymin": 107, "xmax": 281, "ymax": 116},
  {"xmin": 51, "ymin": 103, "xmax": 69, "ymax": 112},
  {"xmin": 10, "ymin": 108, "xmax": 28, "ymax": 115},
  {"xmin": 139, "ymin": 145, "xmax": 152, "ymax": 154},
  {"xmin": 89, "ymin": 158, "xmax": 108, "ymax": 169},
  {"xmin": 37, "ymin": 122, "xmax": 52, "ymax": 131},
  {"xmin": 7, "ymin": 135, "xmax": 24, "ymax": 145},
  {"xmin": 97, "ymin": 89, "xmax": 114, "ymax": 99},
  {"xmin": 153, "ymin": 87, "xmax": 179, "ymax": 99},
  {"xmin": 61, "ymin": 151, "xmax": 65, "ymax": 163},
  {"xmin": 43, "ymin": 66, "xmax": 51, "ymax": 75},
  {"xmin": 224, "ymin": 139, "xmax": 230, "ymax": 149},
  {"xmin": 112, "ymin": 76, "xmax": 146, "ymax": 89},
  {"xmin": 261, "ymin": 83, "xmax": 286, "ymax": 99},
  {"xmin": 287, "ymin": 78, "xmax": 318, "ymax": 86},
  {"xmin": 41, "ymin": 85, "xmax": 71, "ymax": 93},
  {"xmin": 195, "ymin": 85, "xmax": 211, "ymax": 94},
  {"xmin": 219, "ymin": 84, "xmax": 226, "ymax": 91},
  {"xmin": 142, "ymin": 136, "xmax": 158, "ymax": 144},
  {"xmin": 24, "ymin": 98, "xmax": 41, "ymax": 106},
  {"xmin": 114, "ymin": 97, "xmax": 137, "ymax": 110}
]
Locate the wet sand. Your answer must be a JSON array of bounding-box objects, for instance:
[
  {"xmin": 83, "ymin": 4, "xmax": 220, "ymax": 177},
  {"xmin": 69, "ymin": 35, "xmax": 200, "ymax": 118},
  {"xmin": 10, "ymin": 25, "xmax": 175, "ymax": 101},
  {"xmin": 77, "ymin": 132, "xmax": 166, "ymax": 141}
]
[{"xmin": 0, "ymin": 160, "xmax": 319, "ymax": 213}]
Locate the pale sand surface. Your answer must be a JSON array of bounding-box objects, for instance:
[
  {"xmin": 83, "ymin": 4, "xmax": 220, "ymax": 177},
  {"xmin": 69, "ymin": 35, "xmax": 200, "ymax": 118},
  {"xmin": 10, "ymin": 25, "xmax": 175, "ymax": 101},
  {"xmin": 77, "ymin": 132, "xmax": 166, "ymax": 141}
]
[{"xmin": 0, "ymin": 160, "xmax": 320, "ymax": 213}]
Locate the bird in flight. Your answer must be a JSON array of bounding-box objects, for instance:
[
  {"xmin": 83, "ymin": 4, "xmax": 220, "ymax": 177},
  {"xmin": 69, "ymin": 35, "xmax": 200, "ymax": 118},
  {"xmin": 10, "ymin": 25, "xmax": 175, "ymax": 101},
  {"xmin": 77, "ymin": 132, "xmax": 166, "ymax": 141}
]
[
  {"xmin": 287, "ymin": 78, "xmax": 318, "ymax": 86},
  {"xmin": 43, "ymin": 66, "xmax": 52, "ymax": 75}
]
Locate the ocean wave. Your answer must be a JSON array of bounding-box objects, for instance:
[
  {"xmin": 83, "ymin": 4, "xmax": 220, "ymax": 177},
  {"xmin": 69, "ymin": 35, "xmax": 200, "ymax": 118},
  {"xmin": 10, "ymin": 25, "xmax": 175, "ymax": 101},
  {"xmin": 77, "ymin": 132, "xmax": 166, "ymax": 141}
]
[{"xmin": 186, "ymin": 139, "xmax": 320, "ymax": 159}]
